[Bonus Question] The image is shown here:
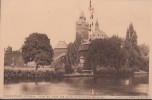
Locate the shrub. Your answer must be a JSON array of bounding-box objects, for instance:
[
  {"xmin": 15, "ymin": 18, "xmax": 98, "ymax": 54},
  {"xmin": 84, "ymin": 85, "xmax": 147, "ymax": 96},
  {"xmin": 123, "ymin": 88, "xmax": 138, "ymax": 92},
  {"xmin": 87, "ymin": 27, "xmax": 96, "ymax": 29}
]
[
  {"xmin": 64, "ymin": 64, "xmax": 74, "ymax": 74},
  {"xmin": 119, "ymin": 67, "xmax": 133, "ymax": 75},
  {"xmin": 4, "ymin": 68, "xmax": 63, "ymax": 83},
  {"xmin": 96, "ymin": 67, "xmax": 117, "ymax": 76}
]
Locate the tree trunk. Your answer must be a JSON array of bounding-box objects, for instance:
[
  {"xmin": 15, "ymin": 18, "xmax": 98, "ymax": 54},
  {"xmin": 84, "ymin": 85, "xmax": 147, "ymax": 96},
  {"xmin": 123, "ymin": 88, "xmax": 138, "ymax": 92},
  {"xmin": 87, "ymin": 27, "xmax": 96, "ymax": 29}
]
[{"xmin": 36, "ymin": 64, "xmax": 39, "ymax": 70}]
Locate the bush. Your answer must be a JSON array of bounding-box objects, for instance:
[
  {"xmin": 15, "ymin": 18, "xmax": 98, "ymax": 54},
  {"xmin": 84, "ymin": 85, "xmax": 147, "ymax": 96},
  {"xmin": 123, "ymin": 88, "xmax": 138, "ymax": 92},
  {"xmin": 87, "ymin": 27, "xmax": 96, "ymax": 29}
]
[
  {"xmin": 4, "ymin": 69, "xmax": 64, "ymax": 83},
  {"xmin": 119, "ymin": 67, "xmax": 133, "ymax": 75},
  {"xmin": 76, "ymin": 66, "xmax": 83, "ymax": 73},
  {"xmin": 96, "ymin": 67, "xmax": 117, "ymax": 76},
  {"xmin": 95, "ymin": 66, "xmax": 133, "ymax": 76},
  {"xmin": 64, "ymin": 64, "xmax": 74, "ymax": 74},
  {"xmin": 132, "ymin": 65, "xmax": 140, "ymax": 72}
]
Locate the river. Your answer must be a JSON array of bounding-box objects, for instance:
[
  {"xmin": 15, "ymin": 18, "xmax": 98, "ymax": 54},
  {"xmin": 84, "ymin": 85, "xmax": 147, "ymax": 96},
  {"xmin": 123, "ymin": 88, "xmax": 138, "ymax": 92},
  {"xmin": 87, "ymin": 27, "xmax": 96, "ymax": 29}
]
[{"xmin": 4, "ymin": 74, "xmax": 148, "ymax": 96}]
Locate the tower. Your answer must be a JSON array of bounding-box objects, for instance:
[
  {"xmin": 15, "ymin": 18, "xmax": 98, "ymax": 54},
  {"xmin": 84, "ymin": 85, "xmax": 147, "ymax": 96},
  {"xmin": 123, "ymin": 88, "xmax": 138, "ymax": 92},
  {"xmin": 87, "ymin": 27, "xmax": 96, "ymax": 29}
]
[
  {"xmin": 95, "ymin": 19, "xmax": 99, "ymax": 30},
  {"xmin": 76, "ymin": 11, "xmax": 89, "ymax": 44},
  {"xmin": 88, "ymin": 0, "xmax": 94, "ymax": 35}
]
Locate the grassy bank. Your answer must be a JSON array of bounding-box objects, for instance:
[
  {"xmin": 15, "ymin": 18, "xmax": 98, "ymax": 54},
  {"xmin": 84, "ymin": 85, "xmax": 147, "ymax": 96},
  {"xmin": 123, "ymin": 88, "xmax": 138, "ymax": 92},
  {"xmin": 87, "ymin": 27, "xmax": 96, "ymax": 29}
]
[{"xmin": 4, "ymin": 68, "xmax": 64, "ymax": 83}]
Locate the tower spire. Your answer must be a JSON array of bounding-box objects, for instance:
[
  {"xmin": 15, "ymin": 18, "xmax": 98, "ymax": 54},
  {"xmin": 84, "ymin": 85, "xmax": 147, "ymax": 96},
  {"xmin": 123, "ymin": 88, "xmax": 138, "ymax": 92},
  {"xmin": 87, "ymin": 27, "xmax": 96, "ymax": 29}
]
[
  {"xmin": 80, "ymin": 11, "xmax": 85, "ymax": 18},
  {"xmin": 95, "ymin": 19, "xmax": 99, "ymax": 30},
  {"xmin": 88, "ymin": 0, "xmax": 94, "ymax": 34}
]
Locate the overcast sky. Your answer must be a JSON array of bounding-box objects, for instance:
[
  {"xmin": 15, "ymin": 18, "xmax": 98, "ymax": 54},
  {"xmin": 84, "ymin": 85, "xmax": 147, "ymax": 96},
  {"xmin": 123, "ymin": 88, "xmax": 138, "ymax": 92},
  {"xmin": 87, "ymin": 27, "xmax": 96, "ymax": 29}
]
[{"xmin": 1, "ymin": 0, "xmax": 152, "ymax": 50}]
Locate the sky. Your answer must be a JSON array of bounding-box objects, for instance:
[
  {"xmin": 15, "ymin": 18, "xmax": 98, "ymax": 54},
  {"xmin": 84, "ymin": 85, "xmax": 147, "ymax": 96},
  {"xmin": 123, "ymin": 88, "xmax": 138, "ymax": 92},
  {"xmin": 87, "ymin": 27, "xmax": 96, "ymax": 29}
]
[{"xmin": 1, "ymin": 0, "xmax": 152, "ymax": 50}]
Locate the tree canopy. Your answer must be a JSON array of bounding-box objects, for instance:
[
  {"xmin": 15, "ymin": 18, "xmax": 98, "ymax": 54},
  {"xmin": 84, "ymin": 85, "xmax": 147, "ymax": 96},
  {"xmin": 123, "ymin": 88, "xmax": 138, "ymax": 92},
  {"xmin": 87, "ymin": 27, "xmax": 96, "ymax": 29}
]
[
  {"xmin": 86, "ymin": 36, "xmax": 123, "ymax": 72},
  {"xmin": 86, "ymin": 23, "xmax": 149, "ymax": 73},
  {"xmin": 22, "ymin": 33, "xmax": 54, "ymax": 70},
  {"xmin": 4, "ymin": 46, "xmax": 13, "ymax": 66}
]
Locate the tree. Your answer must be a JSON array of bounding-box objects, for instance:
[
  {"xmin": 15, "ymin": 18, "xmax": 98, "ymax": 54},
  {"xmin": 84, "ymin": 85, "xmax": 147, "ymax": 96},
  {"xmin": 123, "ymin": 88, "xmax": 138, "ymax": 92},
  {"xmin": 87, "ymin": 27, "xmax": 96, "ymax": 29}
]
[
  {"xmin": 12, "ymin": 50, "xmax": 24, "ymax": 66},
  {"xmin": 4, "ymin": 46, "xmax": 13, "ymax": 66},
  {"xmin": 123, "ymin": 23, "xmax": 140, "ymax": 68},
  {"xmin": 107, "ymin": 36, "xmax": 123, "ymax": 71},
  {"xmin": 138, "ymin": 44, "xmax": 149, "ymax": 71},
  {"xmin": 22, "ymin": 33, "xmax": 54, "ymax": 70},
  {"xmin": 86, "ymin": 35, "xmax": 123, "ymax": 73},
  {"xmin": 64, "ymin": 42, "xmax": 78, "ymax": 73},
  {"xmin": 66, "ymin": 42, "xmax": 78, "ymax": 66}
]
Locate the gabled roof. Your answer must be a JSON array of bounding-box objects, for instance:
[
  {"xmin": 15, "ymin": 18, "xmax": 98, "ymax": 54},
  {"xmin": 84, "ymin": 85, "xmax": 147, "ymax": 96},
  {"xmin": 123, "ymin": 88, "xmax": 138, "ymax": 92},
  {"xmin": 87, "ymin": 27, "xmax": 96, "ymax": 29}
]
[{"xmin": 54, "ymin": 41, "xmax": 67, "ymax": 49}]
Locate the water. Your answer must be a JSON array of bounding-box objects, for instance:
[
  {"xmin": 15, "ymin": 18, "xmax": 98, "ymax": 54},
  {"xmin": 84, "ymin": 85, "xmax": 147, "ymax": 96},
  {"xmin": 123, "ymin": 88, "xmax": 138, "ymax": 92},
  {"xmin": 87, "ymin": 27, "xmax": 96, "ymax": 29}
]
[{"xmin": 4, "ymin": 74, "xmax": 148, "ymax": 96}]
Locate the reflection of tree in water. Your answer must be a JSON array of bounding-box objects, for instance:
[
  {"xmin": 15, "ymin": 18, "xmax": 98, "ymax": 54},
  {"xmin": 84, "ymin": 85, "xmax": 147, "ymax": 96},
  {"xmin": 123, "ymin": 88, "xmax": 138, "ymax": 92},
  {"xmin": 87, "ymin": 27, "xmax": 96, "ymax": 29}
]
[
  {"xmin": 22, "ymin": 84, "xmax": 29, "ymax": 92},
  {"xmin": 132, "ymin": 75, "xmax": 148, "ymax": 84},
  {"xmin": 63, "ymin": 77, "xmax": 94, "ymax": 95}
]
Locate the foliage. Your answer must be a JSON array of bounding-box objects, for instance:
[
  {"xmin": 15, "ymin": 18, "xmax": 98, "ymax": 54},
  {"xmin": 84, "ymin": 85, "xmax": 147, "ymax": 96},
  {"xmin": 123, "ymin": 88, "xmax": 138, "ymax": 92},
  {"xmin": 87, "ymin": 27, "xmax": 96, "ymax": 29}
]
[
  {"xmin": 65, "ymin": 42, "xmax": 78, "ymax": 73},
  {"xmin": 66, "ymin": 42, "xmax": 78, "ymax": 66},
  {"xmin": 123, "ymin": 23, "xmax": 140, "ymax": 67},
  {"xmin": 64, "ymin": 64, "xmax": 74, "ymax": 74},
  {"xmin": 122, "ymin": 23, "xmax": 149, "ymax": 72},
  {"xmin": 96, "ymin": 67, "xmax": 117, "ymax": 76},
  {"xmin": 22, "ymin": 33, "xmax": 54, "ymax": 70},
  {"xmin": 4, "ymin": 46, "xmax": 13, "ymax": 66},
  {"xmin": 12, "ymin": 50, "xmax": 24, "ymax": 66},
  {"xmin": 86, "ymin": 35, "xmax": 123, "ymax": 73},
  {"xmin": 138, "ymin": 44, "xmax": 149, "ymax": 71},
  {"xmin": 4, "ymin": 69, "xmax": 63, "ymax": 83}
]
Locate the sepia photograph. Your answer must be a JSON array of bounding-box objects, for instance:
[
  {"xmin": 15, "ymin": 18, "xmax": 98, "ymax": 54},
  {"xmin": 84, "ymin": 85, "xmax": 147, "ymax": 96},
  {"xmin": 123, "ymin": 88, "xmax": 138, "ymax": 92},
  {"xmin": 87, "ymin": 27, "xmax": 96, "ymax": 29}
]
[{"xmin": 1, "ymin": 0, "xmax": 151, "ymax": 99}]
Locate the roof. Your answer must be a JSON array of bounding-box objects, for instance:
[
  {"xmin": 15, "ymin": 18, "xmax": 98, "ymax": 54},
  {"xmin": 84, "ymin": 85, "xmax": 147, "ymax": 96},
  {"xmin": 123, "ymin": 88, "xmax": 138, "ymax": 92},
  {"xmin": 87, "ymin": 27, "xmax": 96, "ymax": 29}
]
[
  {"xmin": 54, "ymin": 53, "xmax": 66, "ymax": 61},
  {"xmin": 82, "ymin": 39, "xmax": 91, "ymax": 45},
  {"xmin": 54, "ymin": 41, "xmax": 67, "ymax": 49},
  {"xmin": 89, "ymin": 20, "xmax": 108, "ymax": 40},
  {"xmin": 89, "ymin": 29, "xmax": 108, "ymax": 41},
  {"xmin": 93, "ymin": 29, "xmax": 108, "ymax": 37}
]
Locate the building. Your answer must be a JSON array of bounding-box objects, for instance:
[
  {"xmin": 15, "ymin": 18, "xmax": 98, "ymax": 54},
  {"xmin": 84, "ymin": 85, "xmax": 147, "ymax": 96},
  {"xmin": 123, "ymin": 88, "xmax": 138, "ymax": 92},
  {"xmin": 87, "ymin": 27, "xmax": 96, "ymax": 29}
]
[
  {"xmin": 89, "ymin": 20, "xmax": 108, "ymax": 41},
  {"xmin": 75, "ymin": 11, "xmax": 89, "ymax": 44},
  {"xmin": 77, "ymin": 15, "xmax": 108, "ymax": 69},
  {"xmin": 52, "ymin": 41, "xmax": 68, "ymax": 73},
  {"xmin": 54, "ymin": 40, "xmax": 68, "ymax": 59}
]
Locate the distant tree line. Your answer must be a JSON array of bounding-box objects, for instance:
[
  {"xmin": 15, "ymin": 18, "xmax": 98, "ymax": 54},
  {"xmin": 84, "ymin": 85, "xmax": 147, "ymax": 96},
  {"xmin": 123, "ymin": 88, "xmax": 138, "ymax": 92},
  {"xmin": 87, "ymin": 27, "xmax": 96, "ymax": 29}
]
[
  {"xmin": 64, "ymin": 23, "xmax": 149, "ymax": 74},
  {"xmin": 4, "ymin": 23, "xmax": 149, "ymax": 74},
  {"xmin": 85, "ymin": 23, "xmax": 149, "ymax": 73},
  {"xmin": 4, "ymin": 46, "xmax": 24, "ymax": 66},
  {"xmin": 4, "ymin": 33, "xmax": 54, "ymax": 70}
]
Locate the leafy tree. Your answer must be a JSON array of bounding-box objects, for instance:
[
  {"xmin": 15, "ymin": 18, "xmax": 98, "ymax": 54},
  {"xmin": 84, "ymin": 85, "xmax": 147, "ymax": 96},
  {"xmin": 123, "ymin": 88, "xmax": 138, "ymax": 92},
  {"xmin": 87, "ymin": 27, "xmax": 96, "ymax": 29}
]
[
  {"xmin": 4, "ymin": 46, "xmax": 13, "ymax": 66},
  {"xmin": 12, "ymin": 50, "xmax": 24, "ymax": 66},
  {"xmin": 86, "ymin": 35, "xmax": 123, "ymax": 73},
  {"xmin": 22, "ymin": 33, "xmax": 54, "ymax": 70},
  {"xmin": 138, "ymin": 44, "xmax": 149, "ymax": 71},
  {"xmin": 65, "ymin": 42, "xmax": 78, "ymax": 73},
  {"xmin": 107, "ymin": 36, "xmax": 123, "ymax": 71},
  {"xmin": 66, "ymin": 42, "xmax": 78, "ymax": 66},
  {"xmin": 123, "ymin": 23, "xmax": 141, "ymax": 68}
]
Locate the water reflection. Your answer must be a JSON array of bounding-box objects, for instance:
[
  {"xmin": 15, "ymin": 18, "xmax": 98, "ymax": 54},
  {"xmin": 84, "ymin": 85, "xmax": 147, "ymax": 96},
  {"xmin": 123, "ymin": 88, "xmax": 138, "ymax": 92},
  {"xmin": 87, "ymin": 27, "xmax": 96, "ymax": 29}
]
[{"xmin": 4, "ymin": 74, "xmax": 148, "ymax": 96}]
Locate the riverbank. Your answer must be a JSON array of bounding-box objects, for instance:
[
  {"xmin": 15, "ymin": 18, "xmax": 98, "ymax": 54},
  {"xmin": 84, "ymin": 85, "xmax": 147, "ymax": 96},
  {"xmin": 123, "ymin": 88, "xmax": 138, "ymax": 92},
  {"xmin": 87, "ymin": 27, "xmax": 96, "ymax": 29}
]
[
  {"xmin": 4, "ymin": 67, "xmax": 64, "ymax": 83},
  {"xmin": 4, "ymin": 66, "xmax": 148, "ymax": 83}
]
